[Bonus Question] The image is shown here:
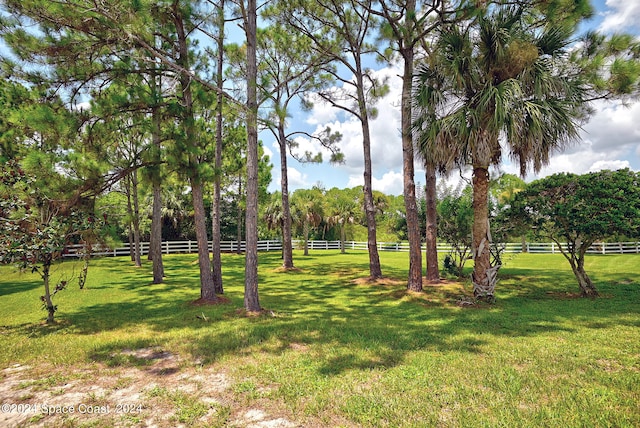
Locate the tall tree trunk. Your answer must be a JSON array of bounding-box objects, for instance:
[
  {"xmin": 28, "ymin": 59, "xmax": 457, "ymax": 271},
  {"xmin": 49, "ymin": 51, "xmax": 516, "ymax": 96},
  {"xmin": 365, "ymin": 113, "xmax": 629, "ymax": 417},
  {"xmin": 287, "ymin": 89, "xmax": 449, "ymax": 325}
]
[
  {"xmin": 236, "ymin": 175, "xmax": 243, "ymax": 254},
  {"xmin": 401, "ymin": 37, "xmax": 423, "ymax": 292},
  {"xmin": 471, "ymin": 165, "xmax": 494, "ymax": 301},
  {"xmin": 211, "ymin": 6, "xmax": 225, "ymax": 294},
  {"xmin": 356, "ymin": 66, "xmax": 382, "ymax": 279},
  {"xmin": 340, "ymin": 224, "xmax": 346, "ymax": 254},
  {"xmin": 244, "ymin": 0, "xmax": 261, "ymax": 312},
  {"xmin": 192, "ymin": 181, "xmax": 217, "ymax": 301},
  {"xmin": 149, "ymin": 64, "xmax": 164, "ymax": 284},
  {"xmin": 131, "ymin": 169, "xmax": 142, "ymax": 268},
  {"xmin": 174, "ymin": 6, "xmax": 217, "ymax": 303},
  {"xmin": 278, "ymin": 123, "xmax": 295, "ymax": 269},
  {"xmin": 150, "ymin": 180, "xmax": 164, "ymax": 283},
  {"xmin": 125, "ymin": 175, "xmax": 139, "ymax": 265},
  {"xmin": 425, "ymin": 163, "xmax": 439, "ymax": 282}
]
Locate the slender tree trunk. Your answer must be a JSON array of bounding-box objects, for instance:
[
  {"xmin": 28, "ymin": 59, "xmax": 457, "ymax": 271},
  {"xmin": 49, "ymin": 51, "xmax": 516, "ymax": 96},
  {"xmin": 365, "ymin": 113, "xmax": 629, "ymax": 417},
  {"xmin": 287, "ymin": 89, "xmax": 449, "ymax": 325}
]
[
  {"xmin": 237, "ymin": 176, "xmax": 243, "ymax": 254},
  {"xmin": 149, "ymin": 65, "xmax": 164, "ymax": 283},
  {"xmin": 131, "ymin": 169, "xmax": 142, "ymax": 267},
  {"xmin": 340, "ymin": 224, "xmax": 346, "ymax": 254},
  {"xmin": 128, "ymin": 228, "xmax": 134, "ymax": 262},
  {"xmin": 192, "ymin": 181, "xmax": 217, "ymax": 301},
  {"xmin": 78, "ymin": 243, "xmax": 90, "ymax": 289},
  {"xmin": 211, "ymin": 180, "xmax": 223, "ymax": 293},
  {"xmin": 174, "ymin": 6, "xmax": 217, "ymax": 303},
  {"xmin": 244, "ymin": 0, "xmax": 261, "ymax": 312},
  {"xmin": 211, "ymin": 7, "xmax": 225, "ymax": 294},
  {"xmin": 303, "ymin": 222, "xmax": 310, "ymax": 256},
  {"xmin": 425, "ymin": 163, "xmax": 439, "ymax": 282},
  {"xmin": 278, "ymin": 123, "xmax": 294, "ymax": 269},
  {"xmin": 401, "ymin": 40, "xmax": 423, "ymax": 292},
  {"xmin": 355, "ymin": 67, "xmax": 382, "ymax": 279},
  {"xmin": 42, "ymin": 259, "xmax": 55, "ymax": 324},
  {"xmin": 150, "ymin": 180, "xmax": 164, "ymax": 282},
  {"xmin": 124, "ymin": 175, "xmax": 138, "ymax": 264},
  {"xmin": 471, "ymin": 165, "xmax": 494, "ymax": 301}
]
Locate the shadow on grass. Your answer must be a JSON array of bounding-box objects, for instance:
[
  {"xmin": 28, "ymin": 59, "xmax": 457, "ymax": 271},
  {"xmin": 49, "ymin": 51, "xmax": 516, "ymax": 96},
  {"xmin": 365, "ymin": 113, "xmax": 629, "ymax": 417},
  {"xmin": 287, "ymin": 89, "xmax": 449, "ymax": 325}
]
[
  {"xmin": 0, "ymin": 276, "xmax": 41, "ymax": 297},
  {"xmin": 6, "ymin": 252, "xmax": 639, "ymax": 377}
]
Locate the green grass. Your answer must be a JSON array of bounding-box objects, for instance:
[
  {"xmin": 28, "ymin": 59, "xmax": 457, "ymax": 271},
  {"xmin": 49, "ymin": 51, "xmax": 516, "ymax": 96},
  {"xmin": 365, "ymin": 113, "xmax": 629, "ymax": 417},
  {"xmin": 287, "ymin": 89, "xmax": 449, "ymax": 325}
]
[{"xmin": 1, "ymin": 251, "xmax": 639, "ymax": 427}]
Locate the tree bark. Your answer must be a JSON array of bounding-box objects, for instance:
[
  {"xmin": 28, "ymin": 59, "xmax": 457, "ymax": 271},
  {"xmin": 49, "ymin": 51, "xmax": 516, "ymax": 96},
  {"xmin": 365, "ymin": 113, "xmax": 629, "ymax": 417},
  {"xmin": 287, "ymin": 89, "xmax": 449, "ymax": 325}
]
[
  {"xmin": 150, "ymin": 180, "xmax": 164, "ymax": 283},
  {"xmin": 149, "ymin": 65, "xmax": 164, "ymax": 284},
  {"xmin": 237, "ymin": 174, "xmax": 243, "ymax": 254},
  {"xmin": 175, "ymin": 5, "xmax": 217, "ymax": 303},
  {"xmin": 303, "ymin": 221, "xmax": 310, "ymax": 256},
  {"xmin": 278, "ymin": 123, "xmax": 295, "ymax": 269},
  {"xmin": 149, "ymin": 102, "xmax": 164, "ymax": 281},
  {"xmin": 354, "ymin": 59, "xmax": 382, "ymax": 279},
  {"xmin": 244, "ymin": 0, "xmax": 261, "ymax": 312},
  {"xmin": 131, "ymin": 169, "xmax": 142, "ymax": 267},
  {"xmin": 211, "ymin": 7, "xmax": 225, "ymax": 295},
  {"xmin": 42, "ymin": 259, "xmax": 55, "ymax": 324},
  {"xmin": 361, "ymin": 124, "xmax": 383, "ymax": 279},
  {"xmin": 401, "ymin": 37, "xmax": 423, "ymax": 292},
  {"xmin": 192, "ymin": 181, "xmax": 217, "ymax": 301},
  {"xmin": 569, "ymin": 252, "xmax": 599, "ymax": 297},
  {"xmin": 471, "ymin": 165, "xmax": 494, "ymax": 301},
  {"xmin": 425, "ymin": 163, "xmax": 439, "ymax": 282}
]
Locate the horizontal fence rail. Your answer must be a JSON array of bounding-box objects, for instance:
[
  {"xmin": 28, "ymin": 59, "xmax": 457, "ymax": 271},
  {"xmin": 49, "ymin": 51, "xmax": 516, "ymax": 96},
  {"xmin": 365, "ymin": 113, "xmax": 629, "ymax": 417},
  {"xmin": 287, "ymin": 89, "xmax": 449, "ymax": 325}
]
[{"xmin": 63, "ymin": 240, "xmax": 640, "ymax": 258}]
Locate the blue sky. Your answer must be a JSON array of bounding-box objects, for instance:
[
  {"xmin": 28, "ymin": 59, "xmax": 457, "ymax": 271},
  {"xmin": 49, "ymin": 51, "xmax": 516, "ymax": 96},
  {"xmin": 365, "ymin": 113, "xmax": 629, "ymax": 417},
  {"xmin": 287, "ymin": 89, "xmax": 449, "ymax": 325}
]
[{"xmin": 262, "ymin": 0, "xmax": 640, "ymax": 195}]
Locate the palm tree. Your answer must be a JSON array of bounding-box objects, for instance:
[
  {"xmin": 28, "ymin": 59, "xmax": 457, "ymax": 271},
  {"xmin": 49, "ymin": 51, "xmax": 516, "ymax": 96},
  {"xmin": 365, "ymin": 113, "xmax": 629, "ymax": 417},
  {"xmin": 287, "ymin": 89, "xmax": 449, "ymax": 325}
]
[
  {"xmin": 325, "ymin": 194, "xmax": 358, "ymax": 254},
  {"xmin": 264, "ymin": 192, "xmax": 288, "ymax": 259},
  {"xmin": 414, "ymin": 6, "xmax": 588, "ymax": 301},
  {"xmin": 291, "ymin": 188, "xmax": 324, "ymax": 256}
]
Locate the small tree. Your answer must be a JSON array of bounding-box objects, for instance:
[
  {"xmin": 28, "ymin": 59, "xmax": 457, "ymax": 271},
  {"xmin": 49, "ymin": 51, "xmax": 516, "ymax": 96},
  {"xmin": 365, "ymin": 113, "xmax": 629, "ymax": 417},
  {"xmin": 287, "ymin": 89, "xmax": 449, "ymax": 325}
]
[
  {"xmin": 325, "ymin": 193, "xmax": 358, "ymax": 254},
  {"xmin": 0, "ymin": 160, "xmax": 102, "ymax": 323},
  {"xmin": 437, "ymin": 186, "xmax": 474, "ymax": 278},
  {"xmin": 291, "ymin": 188, "xmax": 324, "ymax": 256},
  {"xmin": 505, "ymin": 169, "xmax": 640, "ymax": 297}
]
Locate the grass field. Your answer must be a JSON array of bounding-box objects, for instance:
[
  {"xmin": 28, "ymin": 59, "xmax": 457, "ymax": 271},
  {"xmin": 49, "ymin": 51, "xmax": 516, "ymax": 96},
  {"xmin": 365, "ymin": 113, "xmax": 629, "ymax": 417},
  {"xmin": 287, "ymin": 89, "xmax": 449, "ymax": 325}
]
[{"xmin": 0, "ymin": 251, "xmax": 639, "ymax": 427}]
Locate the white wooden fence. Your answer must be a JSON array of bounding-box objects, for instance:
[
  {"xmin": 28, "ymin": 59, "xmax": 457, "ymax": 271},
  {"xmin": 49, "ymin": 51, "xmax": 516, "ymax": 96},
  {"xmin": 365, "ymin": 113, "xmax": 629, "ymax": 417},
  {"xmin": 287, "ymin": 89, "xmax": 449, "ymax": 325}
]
[{"xmin": 63, "ymin": 240, "xmax": 640, "ymax": 258}]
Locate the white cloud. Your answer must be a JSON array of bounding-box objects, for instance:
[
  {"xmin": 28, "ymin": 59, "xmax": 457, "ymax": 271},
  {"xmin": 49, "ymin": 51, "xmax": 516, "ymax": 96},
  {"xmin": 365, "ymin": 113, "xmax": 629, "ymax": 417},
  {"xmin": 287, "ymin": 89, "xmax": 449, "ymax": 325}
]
[
  {"xmin": 499, "ymin": 98, "xmax": 640, "ymax": 180},
  {"xmin": 304, "ymin": 93, "xmax": 338, "ymax": 125},
  {"xmin": 599, "ymin": 0, "xmax": 640, "ymax": 33},
  {"xmin": 373, "ymin": 171, "xmax": 405, "ymax": 195},
  {"xmin": 303, "ymin": 63, "xmax": 405, "ymax": 177},
  {"xmin": 261, "ymin": 144, "xmax": 274, "ymax": 161},
  {"xmin": 346, "ymin": 170, "xmax": 406, "ymax": 195},
  {"xmin": 588, "ymin": 159, "xmax": 631, "ymax": 172},
  {"xmin": 580, "ymin": 101, "xmax": 640, "ymax": 152},
  {"xmin": 286, "ymin": 167, "xmax": 310, "ymax": 189}
]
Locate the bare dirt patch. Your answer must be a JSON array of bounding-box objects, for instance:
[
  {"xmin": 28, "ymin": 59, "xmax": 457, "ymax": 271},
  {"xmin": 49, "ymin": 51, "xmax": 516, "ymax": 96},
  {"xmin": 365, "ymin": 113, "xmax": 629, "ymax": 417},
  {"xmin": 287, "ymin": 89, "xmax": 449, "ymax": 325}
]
[
  {"xmin": 0, "ymin": 347, "xmax": 298, "ymax": 428},
  {"xmin": 190, "ymin": 295, "xmax": 232, "ymax": 306}
]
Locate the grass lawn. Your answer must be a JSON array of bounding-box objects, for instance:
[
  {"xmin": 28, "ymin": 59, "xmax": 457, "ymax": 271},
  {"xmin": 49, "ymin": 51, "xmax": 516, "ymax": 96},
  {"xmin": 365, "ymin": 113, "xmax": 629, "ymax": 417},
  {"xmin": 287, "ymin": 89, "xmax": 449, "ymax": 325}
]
[{"xmin": 0, "ymin": 251, "xmax": 639, "ymax": 427}]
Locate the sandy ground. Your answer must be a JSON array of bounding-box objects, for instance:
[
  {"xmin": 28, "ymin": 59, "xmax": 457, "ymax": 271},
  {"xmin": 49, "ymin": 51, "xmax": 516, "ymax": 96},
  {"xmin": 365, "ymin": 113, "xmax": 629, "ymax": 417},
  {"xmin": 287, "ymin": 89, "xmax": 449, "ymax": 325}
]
[{"xmin": 0, "ymin": 347, "xmax": 298, "ymax": 428}]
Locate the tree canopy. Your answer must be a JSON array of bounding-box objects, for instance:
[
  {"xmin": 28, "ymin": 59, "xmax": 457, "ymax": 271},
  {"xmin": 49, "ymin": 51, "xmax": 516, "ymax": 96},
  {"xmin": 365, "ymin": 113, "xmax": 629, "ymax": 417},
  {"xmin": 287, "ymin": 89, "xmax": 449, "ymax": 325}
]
[{"xmin": 504, "ymin": 169, "xmax": 640, "ymax": 297}]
